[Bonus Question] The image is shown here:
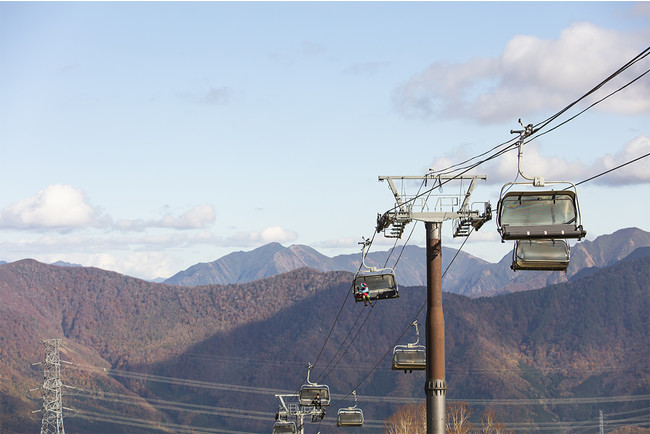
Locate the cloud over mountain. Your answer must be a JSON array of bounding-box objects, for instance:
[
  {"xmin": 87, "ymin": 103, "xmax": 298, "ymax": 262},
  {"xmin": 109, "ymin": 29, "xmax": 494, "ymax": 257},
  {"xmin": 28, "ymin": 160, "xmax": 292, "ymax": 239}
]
[
  {"xmin": 0, "ymin": 185, "xmax": 102, "ymax": 232},
  {"xmin": 393, "ymin": 22, "xmax": 650, "ymax": 122}
]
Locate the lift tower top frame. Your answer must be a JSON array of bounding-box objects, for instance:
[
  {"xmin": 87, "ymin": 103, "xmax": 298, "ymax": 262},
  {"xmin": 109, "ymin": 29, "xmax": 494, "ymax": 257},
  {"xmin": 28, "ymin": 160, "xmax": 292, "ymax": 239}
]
[{"xmin": 377, "ymin": 173, "xmax": 490, "ymax": 434}]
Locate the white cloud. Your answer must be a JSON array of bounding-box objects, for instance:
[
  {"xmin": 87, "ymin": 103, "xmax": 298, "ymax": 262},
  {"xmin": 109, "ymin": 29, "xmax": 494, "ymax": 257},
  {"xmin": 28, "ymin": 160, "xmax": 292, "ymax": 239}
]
[
  {"xmin": 160, "ymin": 204, "xmax": 215, "ymax": 229},
  {"xmin": 444, "ymin": 228, "xmax": 501, "ymax": 244},
  {"xmin": 431, "ymin": 135, "xmax": 650, "ymax": 186},
  {"xmin": 0, "ymin": 186, "xmax": 216, "ymax": 233},
  {"xmin": 590, "ymin": 136, "xmax": 650, "ymax": 185},
  {"xmin": 488, "ymin": 136, "xmax": 650, "ymax": 186},
  {"xmin": 487, "ymin": 143, "xmax": 587, "ymax": 184},
  {"xmin": 394, "ymin": 22, "xmax": 650, "ymax": 122},
  {"xmin": 115, "ymin": 204, "xmax": 215, "ymax": 231},
  {"xmin": 82, "ymin": 252, "xmax": 177, "ymax": 280},
  {"xmin": 0, "ymin": 185, "xmax": 101, "ymax": 232},
  {"xmin": 224, "ymin": 225, "xmax": 298, "ymax": 246}
]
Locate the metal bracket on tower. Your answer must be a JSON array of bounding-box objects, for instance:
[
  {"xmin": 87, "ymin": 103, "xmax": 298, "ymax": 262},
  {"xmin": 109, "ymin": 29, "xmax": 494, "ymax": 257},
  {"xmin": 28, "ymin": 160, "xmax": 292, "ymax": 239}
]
[
  {"xmin": 377, "ymin": 174, "xmax": 490, "ymax": 237},
  {"xmin": 425, "ymin": 379, "xmax": 448, "ymax": 396}
]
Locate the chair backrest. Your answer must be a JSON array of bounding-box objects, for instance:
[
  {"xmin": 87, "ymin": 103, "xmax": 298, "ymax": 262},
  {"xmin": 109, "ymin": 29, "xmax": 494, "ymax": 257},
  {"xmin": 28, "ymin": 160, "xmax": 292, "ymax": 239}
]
[{"xmin": 337, "ymin": 408, "xmax": 364, "ymax": 426}]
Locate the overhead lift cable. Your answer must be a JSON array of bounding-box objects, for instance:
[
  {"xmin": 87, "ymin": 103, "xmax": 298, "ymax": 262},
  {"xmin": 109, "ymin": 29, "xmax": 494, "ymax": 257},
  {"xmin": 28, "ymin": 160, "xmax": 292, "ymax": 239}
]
[
  {"xmin": 295, "ymin": 46, "xmax": 650, "ymax": 426},
  {"xmin": 425, "ymin": 45, "xmax": 650, "ymax": 181},
  {"xmin": 316, "ymin": 178, "xmax": 431, "ymax": 386},
  {"xmin": 575, "ymin": 152, "xmax": 650, "ymax": 187},
  {"xmin": 330, "ymin": 228, "xmax": 476, "ymax": 408},
  {"xmin": 312, "ymin": 231, "xmax": 379, "ymax": 371},
  {"xmin": 533, "ymin": 45, "xmax": 650, "ymax": 133}
]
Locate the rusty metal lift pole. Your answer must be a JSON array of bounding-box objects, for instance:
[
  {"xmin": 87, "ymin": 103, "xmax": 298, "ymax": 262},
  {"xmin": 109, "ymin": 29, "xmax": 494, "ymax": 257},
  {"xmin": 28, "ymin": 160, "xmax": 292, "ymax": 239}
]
[{"xmin": 425, "ymin": 222, "xmax": 446, "ymax": 433}]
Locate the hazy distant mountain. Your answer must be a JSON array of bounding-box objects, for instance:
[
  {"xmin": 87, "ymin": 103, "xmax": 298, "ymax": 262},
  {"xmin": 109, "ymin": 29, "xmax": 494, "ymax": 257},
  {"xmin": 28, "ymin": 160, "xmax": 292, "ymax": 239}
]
[
  {"xmin": 0, "ymin": 248, "xmax": 646, "ymax": 432},
  {"xmin": 164, "ymin": 241, "xmax": 489, "ymax": 288},
  {"xmin": 451, "ymin": 227, "xmax": 650, "ymax": 297},
  {"xmin": 165, "ymin": 242, "xmax": 338, "ymax": 285},
  {"xmin": 165, "ymin": 228, "xmax": 650, "ymax": 297}
]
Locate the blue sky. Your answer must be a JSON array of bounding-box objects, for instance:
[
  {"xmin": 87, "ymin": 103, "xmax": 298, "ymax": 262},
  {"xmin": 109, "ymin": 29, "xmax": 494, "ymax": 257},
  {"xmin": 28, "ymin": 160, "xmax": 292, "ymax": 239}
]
[{"xmin": 1, "ymin": 2, "xmax": 649, "ymax": 279}]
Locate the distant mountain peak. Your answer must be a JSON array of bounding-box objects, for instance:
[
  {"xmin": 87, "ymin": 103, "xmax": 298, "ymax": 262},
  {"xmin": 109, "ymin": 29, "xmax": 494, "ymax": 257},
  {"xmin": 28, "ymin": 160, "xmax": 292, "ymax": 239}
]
[{"xmin": 165, "ymin": 228, "xmax": 650, "ymax": 298}]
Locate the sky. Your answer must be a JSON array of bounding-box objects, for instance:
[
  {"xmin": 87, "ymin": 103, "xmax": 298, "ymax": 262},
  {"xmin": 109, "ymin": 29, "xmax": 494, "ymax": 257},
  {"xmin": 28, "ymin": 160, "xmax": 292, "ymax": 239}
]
[{"xmin": 1, "ymin": 1, "xmax": 649, "ymax": 280}]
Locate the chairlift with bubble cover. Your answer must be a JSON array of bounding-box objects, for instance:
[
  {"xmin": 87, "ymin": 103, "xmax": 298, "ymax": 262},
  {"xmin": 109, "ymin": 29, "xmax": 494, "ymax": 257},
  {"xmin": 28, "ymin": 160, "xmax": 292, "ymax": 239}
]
[
  {"xmin": 298, "ymin": 363, "xmax": 330, "ymax": 407},
  {"xmin": 352, "ymin": 238, "xmax": 399, "ymax": 302},
  {"xmin": 392, "ymin": 320, "xmax": 426, "ymax": 373},
  {"xmin": 496, "ymin": 122, "xmax": 586, "ymax": 243},
  {"xmin": 337, "ymin": 390, "xmax": 364, "ymax": 427},
  {"xmin": 272, "ymin": 420, "xmax": 297, "ymax": 434}
]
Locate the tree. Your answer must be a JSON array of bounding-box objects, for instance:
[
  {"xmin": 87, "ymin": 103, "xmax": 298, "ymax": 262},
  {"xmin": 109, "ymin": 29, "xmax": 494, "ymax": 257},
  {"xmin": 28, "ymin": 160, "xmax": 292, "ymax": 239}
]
[
  {"xmin": 446, "ymin": 401, "xmax": 474, "ymax": 434},
  {"xmin": 385, "ymin": 401, "xmax": 511, "ymax": 433},
  {"xmin": 481, "ymin": 407, "xmax": 511, "ymax": 434},
  {"xmin": 384, "ymin": 402, "xmax": 425, "ymax": 434}
]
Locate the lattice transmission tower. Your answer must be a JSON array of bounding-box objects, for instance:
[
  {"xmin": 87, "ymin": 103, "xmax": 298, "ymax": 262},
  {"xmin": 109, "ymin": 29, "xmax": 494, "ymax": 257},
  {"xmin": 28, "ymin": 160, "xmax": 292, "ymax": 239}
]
[{"xmin": 39, "ymin": 339, "xmax": 65, "ymax": 434}]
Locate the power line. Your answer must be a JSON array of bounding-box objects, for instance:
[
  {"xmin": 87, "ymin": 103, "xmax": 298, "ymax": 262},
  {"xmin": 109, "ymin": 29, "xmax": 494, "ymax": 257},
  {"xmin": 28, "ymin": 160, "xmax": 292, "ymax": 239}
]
[
  {"xmin": 63, "ymin": 361, "xmax": 292, "ymax": 396},
  {"xmin": 67, "ymin": 408, "xmax": 251, "ymax": 433},
  {"xmin": 64, "ymin": 387, "xmax": 275, "ymax": 421},
  {"xmin": 61, "ymin": 361, "xmax": 650, "ymax": 432},
  {"xmin": 63, "ymin": 361, "xmax": 650, "ymax": 407}
]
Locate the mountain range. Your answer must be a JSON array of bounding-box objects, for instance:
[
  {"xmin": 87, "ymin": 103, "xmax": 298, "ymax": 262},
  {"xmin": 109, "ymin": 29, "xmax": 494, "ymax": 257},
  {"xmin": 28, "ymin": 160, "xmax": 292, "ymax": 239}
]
[
  {"xmin": 166, "ymin": 227, "xmax": 650, "ymax": 297},
  {"xmin": 0, "ymin": 227, "xmax": 647, "ymax": 432}
]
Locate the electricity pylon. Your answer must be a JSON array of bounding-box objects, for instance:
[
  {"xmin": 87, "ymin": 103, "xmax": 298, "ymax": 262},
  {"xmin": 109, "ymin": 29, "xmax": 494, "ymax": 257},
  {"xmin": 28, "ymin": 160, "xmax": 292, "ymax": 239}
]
[
  {"xmin": 40, "ymin": 339, "xmax": 65, "ymax": 434},
  {"xmin": 377, "ymin": 173, "xmax": 491, "ymax": 434}
]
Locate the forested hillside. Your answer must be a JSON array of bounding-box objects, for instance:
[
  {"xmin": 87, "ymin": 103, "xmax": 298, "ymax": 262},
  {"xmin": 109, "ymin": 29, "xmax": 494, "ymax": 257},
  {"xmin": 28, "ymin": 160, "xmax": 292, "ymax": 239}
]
[{"xmin": 0, "ymin": 249, "xmax": 647, "ymax": 432}]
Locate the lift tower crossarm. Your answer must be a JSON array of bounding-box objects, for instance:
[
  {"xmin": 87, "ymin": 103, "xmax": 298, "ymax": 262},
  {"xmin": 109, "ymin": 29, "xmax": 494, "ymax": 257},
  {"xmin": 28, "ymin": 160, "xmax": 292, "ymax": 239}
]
[{"xmin": 378, "ymin": 174, "xmax": 488, "ymax": 224}]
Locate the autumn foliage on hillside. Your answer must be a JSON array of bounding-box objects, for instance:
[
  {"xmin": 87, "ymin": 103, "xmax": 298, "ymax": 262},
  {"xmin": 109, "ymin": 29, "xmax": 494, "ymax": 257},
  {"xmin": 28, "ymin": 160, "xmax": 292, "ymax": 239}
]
[{"xmin": 0, "ymin": 252, "xmax": 647, "ymax": 432}]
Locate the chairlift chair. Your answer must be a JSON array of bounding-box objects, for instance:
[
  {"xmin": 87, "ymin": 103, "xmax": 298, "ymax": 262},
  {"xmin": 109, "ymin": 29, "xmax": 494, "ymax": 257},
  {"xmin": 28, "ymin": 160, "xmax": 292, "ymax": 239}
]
[
  {"xmin": 511, "ymin": 239, "xmax": 570, "ymax": 271},
  {"xmin": 298, "ymin": 363, "xmax": 330, "ymax": 407},
  {"xmin": 392, "ymin": 321, "xmax": 426, "ymax": 373},
  {"xmin": 497, "ymin": 187, "xmax": 586, "ymax": 241},
  {"xmin": 496, "ymin": 123, "xmax": 586, "ymax": 272},
  {"xmin": 337, "ymin": 391, "xmax": 364, "ymax": 427},
  {"xmin": 496, "ymin": 122, "xmax": 586, "ymax": 242},
  {"xmin": 353, "ymin": 270, "xmax": 399, "ymax": 302},
  {"xmin": 272, "ymin": 420, "xmax": 297, "ymax": 434},
  {"xmin": 352, "ymin": 238, "xmax": 399, "ymax": 302}
]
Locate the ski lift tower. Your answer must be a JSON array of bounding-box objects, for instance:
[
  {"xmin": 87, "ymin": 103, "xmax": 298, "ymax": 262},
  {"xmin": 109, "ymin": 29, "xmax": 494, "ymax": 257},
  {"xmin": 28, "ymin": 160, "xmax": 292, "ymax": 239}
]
[
  {"xmin": 274, "ymin": 392, "xmax": 326, "ymax": 434},
  {"xmin": 377, "ymin": 173, "xmax": 491, "ymax": 434}
]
